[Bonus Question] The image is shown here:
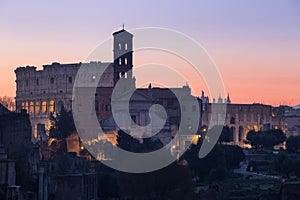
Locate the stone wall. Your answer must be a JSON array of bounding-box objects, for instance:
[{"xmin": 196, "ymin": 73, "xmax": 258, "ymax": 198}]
[
  {"xmin": 15, "ymin": 62, "xmax": 114, "ymax": 140},
  {"xmin": 202, "ymin": 103, "xmax": 286, "ymax": 147}
]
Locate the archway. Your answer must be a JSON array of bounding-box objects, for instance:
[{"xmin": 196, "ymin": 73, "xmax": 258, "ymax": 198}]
[
  {"xmin": 239, "ymin": 126, "xmax": 244, "ymax": 142},
  {"xmin": 57, "ymin": 101, "xmax": 64, "ymax": 113}
]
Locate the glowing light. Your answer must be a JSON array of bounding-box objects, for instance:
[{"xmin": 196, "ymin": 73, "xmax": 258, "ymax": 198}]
[
  {"xmin": 192, "ymin": 135, "xmax": 199, "ymax": 145},
  {"xmin": 253, "ymin": 125, "xmax": 259, "ymax": 132}
]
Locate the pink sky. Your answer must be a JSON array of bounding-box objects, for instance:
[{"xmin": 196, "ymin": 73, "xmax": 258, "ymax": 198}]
[{"xmin": 0, "ymin": 0, "xmax": 300, "ymax": 106}]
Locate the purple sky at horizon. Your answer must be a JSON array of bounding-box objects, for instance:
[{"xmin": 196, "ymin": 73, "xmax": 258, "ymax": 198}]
[{"xmin": 0, "ymin": 0, "xmax": 300, "ymax": 106}]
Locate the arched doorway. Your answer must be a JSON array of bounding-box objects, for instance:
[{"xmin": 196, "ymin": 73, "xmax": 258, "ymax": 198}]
[
  {"xmin": 57, "ymin": 101, "xmax": 64, "ymax": 113},
  {"xmin": 239, "ymin": 126, "xmax": 244, "ymax": 142}
]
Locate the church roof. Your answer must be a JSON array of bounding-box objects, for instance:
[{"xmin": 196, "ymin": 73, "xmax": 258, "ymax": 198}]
[{"xmin": 112, "ymin": 29, "xmax": 133, "ymax": 37}]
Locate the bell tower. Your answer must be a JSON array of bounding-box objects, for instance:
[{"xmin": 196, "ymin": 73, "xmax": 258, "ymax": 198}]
[{"xmin": 113, "ymin": 27, "xmax": 134, "ymax": 85}]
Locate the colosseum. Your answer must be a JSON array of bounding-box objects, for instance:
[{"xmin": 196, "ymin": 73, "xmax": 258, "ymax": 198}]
[{"xmin": 201, "ymin": 101, "xmax": 286, "ymax": 147}]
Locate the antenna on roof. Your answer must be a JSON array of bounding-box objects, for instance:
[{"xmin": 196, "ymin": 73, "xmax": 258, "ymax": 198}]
[{"xmin": 122, "ymin": 23, "xmax": 125, "ymax": 30}]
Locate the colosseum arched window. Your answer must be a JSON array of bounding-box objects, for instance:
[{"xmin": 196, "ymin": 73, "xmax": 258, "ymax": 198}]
[
  {"xmin": 30, "ymin": 102, "xmax": 34, "ymax": 114},
  {"xmin": 49, "ymin": 100, "xmax": 55, "ymax": 113},
  {"xmin": 35, "ymin": 102, "xmax": 40, "ymax": 114},
  {"xmin": 25, "ymin": 102, "xmax": 29, "ymax": 112},
  {"xmin": 57, "ymin": 101, "xmax": 64, "ymax": 112},
  {"xmin": 42, "ymin": 101, "xmax": 47, "ymax": 114}
]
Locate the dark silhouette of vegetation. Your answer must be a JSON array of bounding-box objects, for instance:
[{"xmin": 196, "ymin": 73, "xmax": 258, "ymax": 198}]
[
  {"xmin": 246, "ymin": 129, "xmax": 286, "ymax": 150},
  {"xmin": 0, "ymin": 96, "xmax": 15, "ymax": 111},
  {"xmin": 49, "ymin": 106, "xmax": 77, "ymax": 153},
  {"xmin": 218, "ymin": 125, "xmax": 234, "ymax": 144},
  {"xmin": 286, "ymin": 135, "xmax": 300, "ymax": 153},
  {"xmin": 113, "ymin": 129, "xmax": 194, "ymax": 199},
  {"xmin": 275, "ymin": 152, "xmax": 300, "ymax": 178},
  {"xmin": 183, "ymin": 141, "xmax": 245, "ymax": 181},
  {"xmin": 116, "ymin": 162, "xmax": 194, "ymax": 200},
  {"xmin": 116, "ymin": 129, "xmax": 164, "ymax": 153}
]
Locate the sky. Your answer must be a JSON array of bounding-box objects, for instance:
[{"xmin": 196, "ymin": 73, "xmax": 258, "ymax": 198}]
[{"xmin": 0, "ymin": 0, "xmax": 300, "ymax": 106}]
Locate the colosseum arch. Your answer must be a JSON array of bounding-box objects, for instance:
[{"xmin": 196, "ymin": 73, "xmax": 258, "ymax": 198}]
[
  {"xmin": 25, "ymin": 102, "xmax": 29, "ymax": 112},
  {"xmin": 238, "ymin": 126, "xmax": 244, "ymax": 142},
  {"xmin": 42, "ymin": 101, "xmax": 47, "ymax": 114},
  {"xmin": 35, "ymin": 101, "xmax": 40, "ymax": 114},
  {"xmin": 49, "ymin": 100, "xmax": 55, "ymax": 113},
  {"xmin": 230, "ymin": 126, "xmax": 236, "ymax": 142},
  {"xmin": 30, "ymin": 101, "xmax": 34, "ymax": 114},
  {"xmin": 57, "ymin": 100, "xmax": 64, "ymax": 112}
]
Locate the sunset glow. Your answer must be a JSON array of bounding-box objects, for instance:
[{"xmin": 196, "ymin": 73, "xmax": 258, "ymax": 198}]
[{"xmin": 0, "ymin": 0, "xmax": 299, "ymax": 106}]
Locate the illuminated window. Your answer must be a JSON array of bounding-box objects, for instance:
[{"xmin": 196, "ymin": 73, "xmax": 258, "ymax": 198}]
[
  {"xmin": 30, "ymin": 102, "xmax": 34, "ymax": 114},
  {"xmin": 125, "ymin": 43, "xmax": 128, "ymax": 50},
  {"xmin": 125, "ymin": 58, "xmax": 128, "ymax": 65},
  {"xmin": 34, "ymin": 124, "xmax": 38, "ymax": 139},
  {"xmin": 21, "ymin": 102, "xmax": 25, "ymax": 109},
  {"xmin": 119, "ymin": 58, "xmax": 122, "ymax": 65},
  {"xmin": 35, "ymin": 102, "xmax": 40, "ymax": 114},
  {"xmin": 119, "ymin": 43, "xmax": 121, "ymax": 50},
  {"xmin": 42, "ymin": 101, "xmax": 47, "ymax": 114},
  {"xmin": 25, "ymin": 102, "xmax": 29, "ymax": 112},
  {"xmin": 49, "ymin": 100, "xmax": 55, "ymax": 113}
]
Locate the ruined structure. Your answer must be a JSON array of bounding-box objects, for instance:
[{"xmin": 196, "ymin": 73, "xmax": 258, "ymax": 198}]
[{"xmin": 201, "ymin": 101, "xmax": 286, "ymax": 147}]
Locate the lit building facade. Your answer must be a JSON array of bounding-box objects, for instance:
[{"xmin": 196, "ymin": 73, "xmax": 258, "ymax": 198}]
[{"xmin": 201, "ymin": 102, "xmax": 286, "ymax": 147}]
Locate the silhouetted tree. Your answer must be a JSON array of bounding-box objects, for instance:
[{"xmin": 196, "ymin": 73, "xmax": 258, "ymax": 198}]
[
  {"xmin": 116, "ymin": 129, "xmax": 164, "ymax": 153},
  {"xmin": 222, "ymin": 144, "xmax": 245, "ymax": 169},
  {"xmin": 286, "ymin": 136, "xmax": 300, "ymax": 153},
  {"xmin": 0, "ymin": 96, "xmax": 15, "ymax": 111},
  {"xmin": 275, "ymin": 152, "xmax": 300, "ymax": 178},
  {"xmin": 116, "ymin": 129, "xmax": 140, "ymax": 152},
  {"xmin": 183, "ymin": 142, "xmax": 244, "ymax": 181},
  {"xmin": 246, "ymin": 129, "xmax": 286, "ymax": 150},
  {"xmin": 115, "ymin": 130, "xmax": 193, "ymax": 199},
  {"xmin": 49, "ymin": 106, "xmax": 77, "ymax": 152},
  {"xmin": 116, "ymin": 162, "xmax": 194, "ymax": 199},
  {"xmin": 218, "ymin": 125, "xmax": 234, "ymax": 144}
]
